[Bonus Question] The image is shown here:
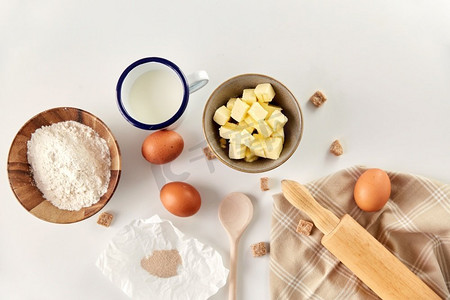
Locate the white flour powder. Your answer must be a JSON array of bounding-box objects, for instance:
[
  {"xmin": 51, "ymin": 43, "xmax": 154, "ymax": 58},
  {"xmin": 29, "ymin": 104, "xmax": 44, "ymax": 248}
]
[{"xmin": 27, "ymin": 120, "xmax": 111, "ymax": 211}]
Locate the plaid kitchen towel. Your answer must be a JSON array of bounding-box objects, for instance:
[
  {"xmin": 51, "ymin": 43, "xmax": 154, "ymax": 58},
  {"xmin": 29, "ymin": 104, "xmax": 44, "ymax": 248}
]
[{"xmin": 270, "ymin": 166, "xmax": 450, "ymax": 300}]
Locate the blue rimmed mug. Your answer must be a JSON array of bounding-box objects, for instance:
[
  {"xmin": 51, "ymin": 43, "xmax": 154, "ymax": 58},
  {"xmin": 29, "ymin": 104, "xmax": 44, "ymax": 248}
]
[{"xmin": 116, "ymin": 57, "xmax": 208, "ymax": 130}]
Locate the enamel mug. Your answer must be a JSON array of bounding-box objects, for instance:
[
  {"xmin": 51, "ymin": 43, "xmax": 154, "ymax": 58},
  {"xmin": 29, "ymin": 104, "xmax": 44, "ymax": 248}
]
[{"xmin": 116, "ymin": 57, "xmax": 209, "ymax": 130}]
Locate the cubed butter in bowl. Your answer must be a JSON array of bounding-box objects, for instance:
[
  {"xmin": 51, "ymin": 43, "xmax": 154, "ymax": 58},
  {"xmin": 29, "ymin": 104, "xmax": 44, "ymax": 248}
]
[{"xmin": 203, "ymin": 74, "xmax": 303, "ymax": 173}]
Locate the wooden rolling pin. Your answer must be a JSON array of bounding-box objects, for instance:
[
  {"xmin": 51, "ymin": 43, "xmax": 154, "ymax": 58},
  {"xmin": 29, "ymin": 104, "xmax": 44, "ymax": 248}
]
[{"xmin": 281, "ymin": 180, "xmax": 441, "ymax": 300}]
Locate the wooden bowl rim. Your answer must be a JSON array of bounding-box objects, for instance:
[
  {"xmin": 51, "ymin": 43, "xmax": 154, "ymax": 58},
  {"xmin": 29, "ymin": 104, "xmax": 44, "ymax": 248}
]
[{"xmin": 7, "ymin": 106, "xmax": 122, "ymax": 224}]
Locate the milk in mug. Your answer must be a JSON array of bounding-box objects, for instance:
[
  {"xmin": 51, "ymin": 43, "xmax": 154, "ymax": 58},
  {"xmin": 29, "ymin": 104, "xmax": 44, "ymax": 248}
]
[
  {"xmin": 116, "ymin": 57, "xmax": 208, "ymax": 130},
  {"xmin": 128, "ymin": 68, "xmax": 184, "ymax": 124}
]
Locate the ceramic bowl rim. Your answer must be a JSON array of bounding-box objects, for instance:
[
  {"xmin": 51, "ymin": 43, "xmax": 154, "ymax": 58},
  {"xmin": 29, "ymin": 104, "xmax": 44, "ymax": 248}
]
[{"xmin": 202, "ymin": 73, "xmax": 303, "ymax": 173}]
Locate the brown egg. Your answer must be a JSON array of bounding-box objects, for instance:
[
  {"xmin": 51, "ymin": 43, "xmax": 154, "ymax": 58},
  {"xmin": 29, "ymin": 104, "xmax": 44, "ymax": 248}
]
[
  {"xmin": 142, "ymin": 130, "xmax": 184, "ymax": 164},
  {"xmin": 354, "ymin": 168, "xmax": 391, "ymax": 212},
  {"xmin": 160, "ymin": 182, "xmax": 201, "ymax": 217}
]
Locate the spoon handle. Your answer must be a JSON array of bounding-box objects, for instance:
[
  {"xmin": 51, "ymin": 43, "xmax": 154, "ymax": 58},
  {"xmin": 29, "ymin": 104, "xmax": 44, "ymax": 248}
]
[{"xmin": 228, "ymin": 238, "xmax": 238, "ymax": 300}]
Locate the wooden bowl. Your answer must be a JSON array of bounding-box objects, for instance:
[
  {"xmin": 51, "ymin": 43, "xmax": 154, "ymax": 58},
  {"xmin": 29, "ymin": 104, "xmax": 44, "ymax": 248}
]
[
  {"xmin": 7, "ymin": 107, "xmax": 121, "ymax": 224},
  {"xmin": 203, "ymin": 74, "xmax": 303, "ymax": 173}
]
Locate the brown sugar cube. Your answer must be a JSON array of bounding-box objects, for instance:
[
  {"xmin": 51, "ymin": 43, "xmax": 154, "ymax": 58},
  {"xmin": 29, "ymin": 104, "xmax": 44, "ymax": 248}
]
[
  {"xmin": 296, "ymin": 219, "xmax": 313, "ymax": 236},
  {"xmin": 203, "ymin": 146, "xmax": 216, "ymax": 160},
  {"xmin": 330, "ymin": 140, "xmax": 344, "ymax": 156},
  {"xmin": 260, "ymin": 177, "xmax": 270, "ymax": 191},
  {"xmin": 309, "ymin": 90, "xmax": 327, "ymax": 107},
  {"xmin": 251, "ymin": 242, "xmax": 269, "ymax": 257},
  {"xmin": 97, "ymin": 212, "xmax": 113, "ymax": 227}
]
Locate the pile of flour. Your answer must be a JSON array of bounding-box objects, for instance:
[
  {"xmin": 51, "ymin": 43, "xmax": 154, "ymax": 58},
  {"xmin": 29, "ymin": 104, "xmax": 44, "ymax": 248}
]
[{"xmin": 27, "ymin": 120, "xmax": 111, "ymax": 211}]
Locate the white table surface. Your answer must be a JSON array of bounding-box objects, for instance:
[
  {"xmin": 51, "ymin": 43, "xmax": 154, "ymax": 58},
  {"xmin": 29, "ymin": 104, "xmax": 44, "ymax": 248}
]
[{"xmin": 1, "ymin": 1, "xmax": 450, "ymax": 299}]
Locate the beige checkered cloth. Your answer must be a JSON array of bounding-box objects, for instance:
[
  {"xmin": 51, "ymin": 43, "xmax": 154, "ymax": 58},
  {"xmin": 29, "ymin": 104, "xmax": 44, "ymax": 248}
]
[{"xmin": 270, "ymin": 166, "xmax": 450, "ymax": 300}]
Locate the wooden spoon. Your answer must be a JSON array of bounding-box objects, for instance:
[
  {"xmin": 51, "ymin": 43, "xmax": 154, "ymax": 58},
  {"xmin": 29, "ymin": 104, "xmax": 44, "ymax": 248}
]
[{"xmin": 218, "ymin": 192, "xmax": 254, "ymax": 300}]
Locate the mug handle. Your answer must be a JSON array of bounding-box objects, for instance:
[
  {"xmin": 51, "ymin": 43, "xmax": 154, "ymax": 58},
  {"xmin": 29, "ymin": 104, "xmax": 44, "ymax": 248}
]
[{"xmin": 186, "ymin": 71, "xmax": 209, "ymax": 93}]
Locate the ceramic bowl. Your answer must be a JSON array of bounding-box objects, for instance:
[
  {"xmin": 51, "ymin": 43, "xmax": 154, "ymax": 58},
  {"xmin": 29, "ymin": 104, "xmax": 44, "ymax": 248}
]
[
  {"xmin": 7, "ymin": 107, "xmax": 121, "ymax": 224},
  {"xmin": 203, "ymin": 74, "xmax": 303, "ymax": 173}
]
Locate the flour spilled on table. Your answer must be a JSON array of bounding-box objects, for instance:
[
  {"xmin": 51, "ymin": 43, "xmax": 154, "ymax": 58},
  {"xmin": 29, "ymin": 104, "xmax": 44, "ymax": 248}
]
[{"xmin": 27, "ymin": 120, "xmax": 111, "ymax": 211}]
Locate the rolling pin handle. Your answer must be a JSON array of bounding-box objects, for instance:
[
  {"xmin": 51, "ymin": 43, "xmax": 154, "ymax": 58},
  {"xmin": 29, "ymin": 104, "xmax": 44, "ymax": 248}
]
[{"xmin": 281, "ymin": 180, "xmax": 340, "ymax": 235}]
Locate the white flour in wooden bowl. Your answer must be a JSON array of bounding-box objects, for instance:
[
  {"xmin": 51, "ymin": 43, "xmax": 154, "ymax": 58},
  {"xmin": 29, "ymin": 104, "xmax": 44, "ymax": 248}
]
[{"xmin": 27, "ymin": 120, "xmax": 111, "ymax": 211}]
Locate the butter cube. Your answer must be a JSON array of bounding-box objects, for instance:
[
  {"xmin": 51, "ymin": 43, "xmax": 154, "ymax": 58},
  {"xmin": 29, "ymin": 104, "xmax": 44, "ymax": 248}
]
[
  {"xmin": 220, "ymin": 138, "xmax": 227, "ymax": 149},
  {"xmin": 255, "ymin": 83, "xmax": 276, "ymax": 102},
  {"xmin": 272, "ymin": 127, "xmax": 285, "ymax": 142},
  {"xmin": 238, "ymin": 120, "xmax": 254, "ymax": 133},
  {"xmin": 230, "ymin": 129, "xmax": 255, "ymax": 147},
  {"xmin": 219, "ymin": 122, "xmax": 239, "ymax": 139},
  {"xmin": 213, "ymin": 105, "xmax": 231, "ymax": 126},
  {"xmin": 247, "ymin": 102, "xmax": 268, "ymax": 121},
  {"xmin": 256, "ymin": 120, "xmax": 273, "ymax": 138},
  {"xmin": 242, "ymin": 89, "xmax": 257, "ymax": 104},
  {"xmin": 263, "ymin": 137, "xmax": 283, "ymax": 160},
  {"xmin": 240, "ymin": 130, "xmax": 255, "ymax": 147},
  {"xmin": 267, "ymin": 110, "xmax": 288, "ymax": 131},
  {"xmin": 244, "ymin": 116, "xmax": 258, "ymax": 130},
  {"xmin": 231, "ymin": 98, "xmax": 250, "ymax": 122},
  {"xmin": 229, "ymin": 142, "xmax": 246, "ymax": 159},
  {"xmin": 253, "ymin": 133, "xmax": 265, "ymax": 140},
  {"xmin": 249, "ymin": 135, "xmax": 266, "ymax": 158},
  {"xmin": 227, "ymin": 98, "xmax": 237, "ymax": 110},
  {"xmin": 246, "ymin": 116, "xmax": 272, "ymax": 138},
  {"xmin": 260, "ymin": 102, "xmax": 282, "ymax": 119},
  {"xmin": 244, "ymin": 147, "xmax": 259, "ymax": 162}
]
